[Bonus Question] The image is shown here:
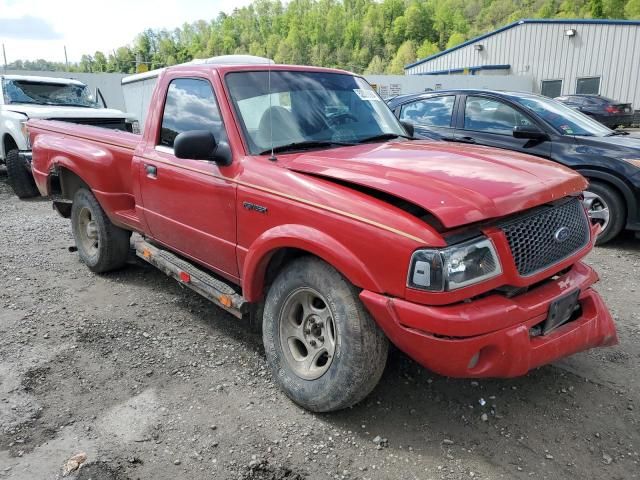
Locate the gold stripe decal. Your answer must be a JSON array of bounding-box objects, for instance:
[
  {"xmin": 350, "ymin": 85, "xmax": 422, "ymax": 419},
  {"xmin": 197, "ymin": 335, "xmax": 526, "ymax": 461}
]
[{"xmin": 142, "ymin": 155, "xmax": 426, "ymax": 244}]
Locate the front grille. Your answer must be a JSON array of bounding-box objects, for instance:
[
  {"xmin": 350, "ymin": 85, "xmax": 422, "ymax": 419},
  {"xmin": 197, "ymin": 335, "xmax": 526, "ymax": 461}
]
[{"xmin": 501, "ymin": 198, "xmax": 590, "ymax": 277}]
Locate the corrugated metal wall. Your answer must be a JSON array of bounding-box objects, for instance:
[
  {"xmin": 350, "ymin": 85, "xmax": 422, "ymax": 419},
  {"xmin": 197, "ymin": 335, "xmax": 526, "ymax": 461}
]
[
  {"xmin": 406, "ymin": 22, "xmax": 640, "ymax": 108},
  {"xmin": 364, "ymin": 74, "xmax": 534, "ymax": 97}
]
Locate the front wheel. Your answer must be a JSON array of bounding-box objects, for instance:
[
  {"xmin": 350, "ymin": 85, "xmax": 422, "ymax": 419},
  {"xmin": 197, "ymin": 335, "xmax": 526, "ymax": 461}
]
[
  {"xmin": 263, "ymin": 257, "xmax": 388, "ymax": 412},
  {"xmin": 71, "ymin": 188, "xmax": 131, "ymax": 273},
  {"xmin": 6, "ymin": 149, "xmax": 39, "ymax": 199},
  {"xmin": 583, "ymin": 181, "xmax": 625, "ymax": 245}
]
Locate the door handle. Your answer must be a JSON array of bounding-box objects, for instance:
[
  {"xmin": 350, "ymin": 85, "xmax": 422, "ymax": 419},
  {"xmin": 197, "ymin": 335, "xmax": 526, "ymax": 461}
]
[
  {"xmin": 145, "ymin": 164, "xmax": 157, "ymax": 177},
  {"xmin": 457, "ymin": 136, "xmax": 476, "ymax": 144}
]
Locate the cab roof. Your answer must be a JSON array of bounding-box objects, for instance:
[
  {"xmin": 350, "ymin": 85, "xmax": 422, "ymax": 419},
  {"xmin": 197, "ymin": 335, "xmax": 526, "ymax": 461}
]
[{"xmin": 122, "ymin": 60, "xmax": 354, "ymax": 85}]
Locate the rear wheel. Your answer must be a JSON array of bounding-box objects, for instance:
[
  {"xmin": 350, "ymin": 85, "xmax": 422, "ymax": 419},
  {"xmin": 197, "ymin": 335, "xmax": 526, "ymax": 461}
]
[
  {"xmin": 71, "ymin": 188, "xmax": 131, "ymax": 272},
  {"xmin": 6, "ymin": 149, "xmax": 39, "ymax": 199},
  {"xmin": 263, "ymin": 257, "xmax": 388, "ymax": 412},
  {"xmin": 583, "ymin": 181, "xmax": 625, "ymax": 245}
]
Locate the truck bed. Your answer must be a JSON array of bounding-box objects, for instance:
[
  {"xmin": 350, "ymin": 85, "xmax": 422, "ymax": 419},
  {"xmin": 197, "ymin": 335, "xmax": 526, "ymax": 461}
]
[
  {"xmin": 29, "ymin": 118, "xmax": 140, "ymax": 150},
  {"xmin": 28, "ymin": 119, "xmax": 144, "ymax": 231}
]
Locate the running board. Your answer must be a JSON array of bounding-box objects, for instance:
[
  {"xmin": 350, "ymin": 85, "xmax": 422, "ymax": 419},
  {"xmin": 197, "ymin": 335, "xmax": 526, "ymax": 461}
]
[{"xmin": 134, "ymin": 239, "xmax": 248, "ymax": 319}]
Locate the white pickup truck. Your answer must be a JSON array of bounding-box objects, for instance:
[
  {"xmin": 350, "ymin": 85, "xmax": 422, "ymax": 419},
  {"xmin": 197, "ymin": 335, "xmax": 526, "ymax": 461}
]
[{"xmin": 1, "ymin": 74, "xmax": 138, "ymax": 198}]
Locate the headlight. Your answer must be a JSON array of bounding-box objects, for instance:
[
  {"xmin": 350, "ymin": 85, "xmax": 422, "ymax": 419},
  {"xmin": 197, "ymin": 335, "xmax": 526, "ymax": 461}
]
[
  {"xmin": 20, "ymin": 120, "xmax": 31, "ymax": 148},
  {"xmin": 408, "ymin": 237, "xmax": 502, "ymax": 291}
]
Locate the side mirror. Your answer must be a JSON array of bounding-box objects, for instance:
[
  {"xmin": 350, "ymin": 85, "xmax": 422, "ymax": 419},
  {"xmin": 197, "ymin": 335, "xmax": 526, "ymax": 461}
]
[
  {"xmin": 513, "ymin": 125, "xmax": 548, "ymax": 141},
  {"xmin": 400, "ymin": 120, "xmax": 415, "ymax": 138},
  {"xmin": 174, "ymin": 130, "xmax": 232, "ymax": 166}
]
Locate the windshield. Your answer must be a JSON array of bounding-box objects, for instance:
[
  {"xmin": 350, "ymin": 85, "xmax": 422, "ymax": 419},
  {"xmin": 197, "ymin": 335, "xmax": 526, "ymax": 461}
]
[
  {"xmin": 2, "ymin": 79, "xmax": 100, "ymax": 108},
  {"xmin": 514, "ymin": 95, "xmax": 612, "ymax": 137},
  {"xmin": 225, "ymin": 71, "xmax": 406, "ymax": 154}
]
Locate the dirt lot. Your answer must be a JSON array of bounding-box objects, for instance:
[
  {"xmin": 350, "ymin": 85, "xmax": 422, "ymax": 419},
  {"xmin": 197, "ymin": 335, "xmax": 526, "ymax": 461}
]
[{"xmin": 0, "ymin": 172, "xmax": 638, "ymax": 480}]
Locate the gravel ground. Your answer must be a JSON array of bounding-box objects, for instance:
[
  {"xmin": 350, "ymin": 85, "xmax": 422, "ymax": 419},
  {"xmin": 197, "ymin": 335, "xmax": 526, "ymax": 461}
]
[{"xmin": 0, "ymin": 171, "xmax": 638, "ymax": 480}]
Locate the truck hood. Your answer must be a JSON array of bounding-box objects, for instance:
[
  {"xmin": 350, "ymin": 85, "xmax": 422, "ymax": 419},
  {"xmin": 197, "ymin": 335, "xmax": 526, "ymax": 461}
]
[
  {"xmin": 284, "ymin": 140, "xmax": 587, "ymax": 229},
  {"xmin": 1, "ymin": 104, "xmax": 130, "ymax": 120}
]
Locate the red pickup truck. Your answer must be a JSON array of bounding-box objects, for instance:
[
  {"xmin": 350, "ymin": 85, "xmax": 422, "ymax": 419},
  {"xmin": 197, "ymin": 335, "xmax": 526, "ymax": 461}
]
[{"xmin": 27, "ymin": 63, "xmax": 617, "ymax": 412}]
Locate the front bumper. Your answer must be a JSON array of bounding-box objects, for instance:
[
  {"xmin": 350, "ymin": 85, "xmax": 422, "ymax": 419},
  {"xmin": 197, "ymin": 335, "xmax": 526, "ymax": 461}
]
[{"xmin": 361, "ymin": 261, "xmax": 617, "ymax": 378}]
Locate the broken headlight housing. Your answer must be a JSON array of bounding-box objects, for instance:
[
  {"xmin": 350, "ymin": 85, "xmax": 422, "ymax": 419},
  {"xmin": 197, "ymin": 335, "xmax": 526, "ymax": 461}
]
[{"xmin": 408, "ymin": 237, "xmax": 502, "ymax": 291}]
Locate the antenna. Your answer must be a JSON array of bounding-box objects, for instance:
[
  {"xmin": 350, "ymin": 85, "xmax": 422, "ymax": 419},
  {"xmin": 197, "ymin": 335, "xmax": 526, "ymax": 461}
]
[{"xmin": 268, "ymin": 58, "xmax": 277, "ymax": 162}]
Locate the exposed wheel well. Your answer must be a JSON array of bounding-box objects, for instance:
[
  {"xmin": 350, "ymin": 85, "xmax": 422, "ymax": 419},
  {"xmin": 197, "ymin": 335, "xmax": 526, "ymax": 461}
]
[
  {"xmin": 52, "ymin": 167, "xmax": 90, "ymax": 199},
  {"xmin": 263, "ymin": 247, "xmax": 309, "ymax": 294}
]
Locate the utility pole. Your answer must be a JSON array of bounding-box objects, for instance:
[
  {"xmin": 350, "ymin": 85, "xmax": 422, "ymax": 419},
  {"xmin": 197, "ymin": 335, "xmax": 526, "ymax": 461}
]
[
  {"xmin": 64, "ymin": 46, "xmax": 69, "ymax": 70},
  {"xmin": 2, "ymin": 44, "xmax": 7, "ymax": 72}
]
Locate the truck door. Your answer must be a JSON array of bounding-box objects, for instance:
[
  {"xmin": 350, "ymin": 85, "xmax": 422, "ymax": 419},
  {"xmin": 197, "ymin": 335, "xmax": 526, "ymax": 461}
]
[{"xmin": 137, "ymin": 77, "xmax": 238, "ymax": 279}]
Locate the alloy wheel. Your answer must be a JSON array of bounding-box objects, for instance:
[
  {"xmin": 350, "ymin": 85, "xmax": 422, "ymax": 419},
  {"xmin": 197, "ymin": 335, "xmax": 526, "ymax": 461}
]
[
  {"xmin": 77, "ymin": 207, "xmax": 99, "ymax": 257},
  {"xmin": 279, "ymin": 287, "xmax": 337, "ymax": 380},
  {"xmin": 583, "ymin": 191, "xmax": 610, "ymax": 232}
]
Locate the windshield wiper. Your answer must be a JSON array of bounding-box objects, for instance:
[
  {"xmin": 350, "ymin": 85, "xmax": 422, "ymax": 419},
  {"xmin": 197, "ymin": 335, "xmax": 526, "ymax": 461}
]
[
  {"xmin": 606, "ymin": 131, "xmax": 629, "ymax": 136},
  {"xmin": 355, "ymin": 133, "xmax": 413, "ymax": 144},
  {"xmin": 259, "ymin": 140, "xmax": 354, "ymax": 155}
]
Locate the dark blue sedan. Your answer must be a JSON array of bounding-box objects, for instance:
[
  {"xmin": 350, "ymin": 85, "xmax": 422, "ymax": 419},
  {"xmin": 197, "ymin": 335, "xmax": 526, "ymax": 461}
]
[
  {"xmin": 555, "ymin": 94, "xmax": 634, "ymax": 129},
  {"xmin": 387, "ymin": 90, "xmax": 640, "ymax": 244}
]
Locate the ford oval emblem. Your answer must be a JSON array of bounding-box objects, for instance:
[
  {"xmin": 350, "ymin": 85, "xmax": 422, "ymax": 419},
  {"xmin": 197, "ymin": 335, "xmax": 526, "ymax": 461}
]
[{"xmin": 554, "ymin": 226, "xmax": 571, "ymax": 243}]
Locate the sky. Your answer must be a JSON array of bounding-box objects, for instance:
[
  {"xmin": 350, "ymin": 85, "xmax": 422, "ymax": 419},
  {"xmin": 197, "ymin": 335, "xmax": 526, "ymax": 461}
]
[{"xmin": 0, "ymin": 0, "xmax": 252, "ymax": 63}]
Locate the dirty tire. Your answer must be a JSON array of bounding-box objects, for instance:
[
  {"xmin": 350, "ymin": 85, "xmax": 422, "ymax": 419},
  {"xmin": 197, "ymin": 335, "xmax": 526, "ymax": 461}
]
[
  {"xmin": 6, "ymin": 149, "xmax": 39, "ymax": 199},
  {"xmin": 263, "ymin": 256, "xmax": 388, "ymax": 412},
  {"xmin": 71, "ymin": 188, "xmax": 131, "ymax": 273},
  {"xmin": 586, "ymin": 180, "xmax": 625, "ymax": 245}
]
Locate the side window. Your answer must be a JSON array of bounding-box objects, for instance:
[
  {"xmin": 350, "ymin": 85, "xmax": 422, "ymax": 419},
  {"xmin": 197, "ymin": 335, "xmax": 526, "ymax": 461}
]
[
  {"xmin": 159, "ymin": 78, "xmax": 226, "ymax": 148},
  {"xmin": 463, "ymin": 96, "xmax": 533, "ymax": 134},
  {"xmin": 399, "ymin": 96, "xmax": 455, "ymax": 127}
]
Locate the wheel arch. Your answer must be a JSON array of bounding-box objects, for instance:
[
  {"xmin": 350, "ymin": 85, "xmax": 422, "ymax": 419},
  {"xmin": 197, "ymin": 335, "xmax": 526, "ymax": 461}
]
[
  {"xmin": 241, "ymin": 225, "xmax": 383, "ymax": 302},
  {"xmin": 2, "ymin": 133, "xmax": 18, "ymax": 160},
  {"xmin": 577, "ymin": 168, "xmax": 636, "ymax": 225}
]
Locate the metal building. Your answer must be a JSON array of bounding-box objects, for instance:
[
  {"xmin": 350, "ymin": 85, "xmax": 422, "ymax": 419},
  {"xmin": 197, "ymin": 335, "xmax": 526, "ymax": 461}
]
[{"xmin": 404, "ymin": 19, "xmax": 640, "ymax": 108}]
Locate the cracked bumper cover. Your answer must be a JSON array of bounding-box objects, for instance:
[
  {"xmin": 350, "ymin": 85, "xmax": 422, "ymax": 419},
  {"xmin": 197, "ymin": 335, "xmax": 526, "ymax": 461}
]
[{"xmin": 360, "ymin": 262, "xmax": 617, "ymax": 378}]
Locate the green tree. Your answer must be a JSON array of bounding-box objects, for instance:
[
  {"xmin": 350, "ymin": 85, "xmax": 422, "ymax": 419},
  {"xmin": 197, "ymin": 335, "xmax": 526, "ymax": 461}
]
[
  {"xmin": 93, "ymin": 51, "xmax": 108, "ymax": 72},
  {"xmin": 364, "ymin": 55, "xmax": 386, "ymax": 74},
  {"xmin": 535, "ymin": 0, "xmax": 557, "ymax": 18},
  {"xmin": 626, "ymin": 0, "xmax": 640, "ymax": 17},
  {"xmin": 386, "ymin": 40, "xmax": 416, "ymax": 74},
  {"xmin": 416, "ymin": 39, "xmax": 439, "ymax": 59},
  {"xmin": 446, "ymin": 32, "xmax": 466, "ymax": 49},
  {"xmin": 590, "ymin": 0, "xmax": 605, "ymax": 17},
  {"xmin": 79, "ymin": 55, "xmax": 94, "ymax": 73},
  {"xmin": 603, "ymin": 0, "xmax": 627, "ymax": 17}
]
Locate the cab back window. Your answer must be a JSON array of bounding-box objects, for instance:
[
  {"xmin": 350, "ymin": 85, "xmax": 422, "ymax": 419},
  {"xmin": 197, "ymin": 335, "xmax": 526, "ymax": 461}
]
[{"xmin": 159, "ymin": 78, "xmax": 226, "ymax": 148}]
